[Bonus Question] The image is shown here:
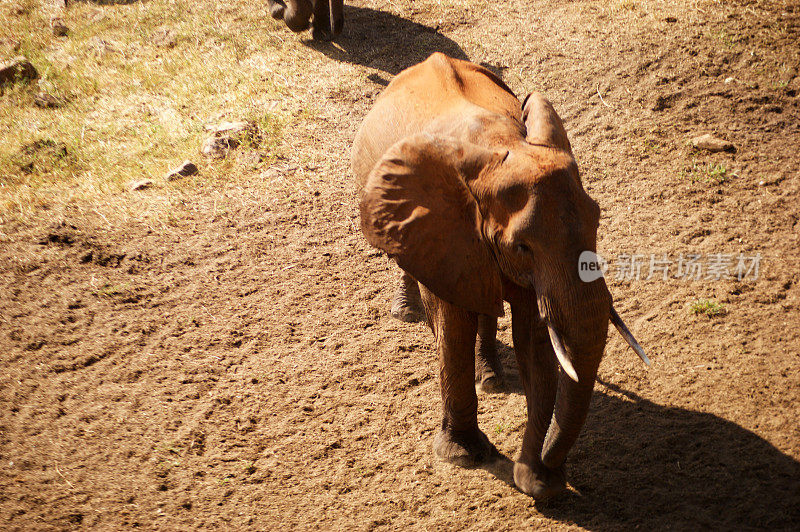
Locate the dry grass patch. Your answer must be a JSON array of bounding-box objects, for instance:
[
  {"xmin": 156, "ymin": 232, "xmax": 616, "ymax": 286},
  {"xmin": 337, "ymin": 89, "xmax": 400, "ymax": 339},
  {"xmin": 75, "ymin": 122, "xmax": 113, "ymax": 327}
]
[{"xmin": 0, "ymin": 0, "xmax": 317, "ymax": 225}]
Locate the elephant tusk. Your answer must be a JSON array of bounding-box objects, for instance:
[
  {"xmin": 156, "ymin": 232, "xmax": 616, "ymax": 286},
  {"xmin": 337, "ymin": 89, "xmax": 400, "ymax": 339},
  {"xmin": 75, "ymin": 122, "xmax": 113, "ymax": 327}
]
[
  {"xmin": 610, "ymin": 306, "xmax": 651, "ymax": 366},
  {"xmin": 547, "ymin": 324, "xmax": 579, "ymax": 383}
]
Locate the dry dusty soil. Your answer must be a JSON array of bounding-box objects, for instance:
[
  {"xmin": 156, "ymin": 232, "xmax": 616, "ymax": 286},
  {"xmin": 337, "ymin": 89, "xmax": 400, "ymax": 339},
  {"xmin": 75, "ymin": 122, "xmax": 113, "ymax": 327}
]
[{"xmin": 2, "ymin": 0, "xmax": 800, "ymax": 529}]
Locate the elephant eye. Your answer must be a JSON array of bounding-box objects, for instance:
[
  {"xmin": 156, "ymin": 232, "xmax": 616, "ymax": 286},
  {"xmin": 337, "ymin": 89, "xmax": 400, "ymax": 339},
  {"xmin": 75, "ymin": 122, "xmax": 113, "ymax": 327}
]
[{"xmin": 515, "ymin": 242, "xmax": 532, "ymax": 255}]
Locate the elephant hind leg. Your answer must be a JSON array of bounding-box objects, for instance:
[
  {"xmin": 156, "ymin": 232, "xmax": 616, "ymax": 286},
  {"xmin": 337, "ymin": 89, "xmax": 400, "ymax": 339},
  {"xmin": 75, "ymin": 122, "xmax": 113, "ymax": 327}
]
[
  {"xmin": 475, "ymin": 314, "xmax": 505, "ymax": 393},
  {"xmin": 391, "ymin": 270, "xmax": 424, "ymax": 323}
]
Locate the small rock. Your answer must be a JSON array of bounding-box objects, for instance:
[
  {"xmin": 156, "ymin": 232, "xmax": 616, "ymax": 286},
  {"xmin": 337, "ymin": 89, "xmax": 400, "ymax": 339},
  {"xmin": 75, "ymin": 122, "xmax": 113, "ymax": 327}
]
[
  {"xmin": 201, "ymin": 121, "xmax": 258, "ymax": 159},
  {"xmin": 0, "ymin": 56, "xmax": 39, "ymax": 87},
  {"xmin": 34, "ymin": 91, "xmax": 61, "ymax": 108},
  {"xmin": 202, "ymin": 136, "xmax": 238, "ymax": 159},
  {"xmin": 724, "ymin": 77, "xmax": 735, "ymax": 84},
  {"xmin": 129, "ymin": 179, "xmax": 153, "ymax": 191},
  {"xmin": 691, "ymin": 133, "xmax": 735, "ymax": 153},
  {"xmin": 758, "ymin": 180, "xmax": 766, "ymax": 186},
  {"xmin": 51, "ymin": 17, "xmax": 69, "ymax": 37},
  {"xmin": 152, "ymin": 27, "xmax": 177, "ymax": 48},
  {"xmin": 665, "ymin": 16, "xmax": 677, "ymax": 23},
  {"xmin": 165, "ymin": 160, "xmax": 198, "ymax": 181}
]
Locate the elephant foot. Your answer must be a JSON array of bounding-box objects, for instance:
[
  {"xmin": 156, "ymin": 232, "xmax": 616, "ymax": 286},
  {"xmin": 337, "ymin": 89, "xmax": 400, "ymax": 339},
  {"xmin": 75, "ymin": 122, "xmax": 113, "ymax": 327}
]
[
  {"xmin": 434, "ymin": 427, "xmax": 497, "ymax": 467},
  {"xmin": 269, "ymin": 1, "xmax": 285, "ymax": 19},
  {"xmin": 391, "ymin": 301, "xmax": 423, "ymax": 323},
  {"xmin": 478, "ymin": 372, "xmax": 505, "ymax": 393},
  {"xmin": 475, "ymin": 348, "xmax": 505, "ymax": 393},
  {"xmin": 513, "ymin": 460, "xmax": 566, "ymax": 500},
  {"xmin": 390, "ymin": 274, "xmax": 424, "ymax": 323}
]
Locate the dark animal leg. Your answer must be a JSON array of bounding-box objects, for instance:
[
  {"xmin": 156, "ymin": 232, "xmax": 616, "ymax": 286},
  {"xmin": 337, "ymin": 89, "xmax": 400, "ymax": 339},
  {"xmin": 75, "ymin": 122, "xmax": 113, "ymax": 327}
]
[
  {"xmin": 391, "ymin": 270, "xmax": 423, "ymax": 323},
  {"xmin": 475, "ymin": 314, "xmax": 505, "ymax": 392}
]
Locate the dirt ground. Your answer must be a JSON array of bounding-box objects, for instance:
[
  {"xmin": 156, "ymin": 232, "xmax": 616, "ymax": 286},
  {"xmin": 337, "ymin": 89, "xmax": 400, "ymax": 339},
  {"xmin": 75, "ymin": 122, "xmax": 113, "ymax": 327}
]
[{"xmin": 2, "ymin": 0, "xmax": 800, "ymax": 529}]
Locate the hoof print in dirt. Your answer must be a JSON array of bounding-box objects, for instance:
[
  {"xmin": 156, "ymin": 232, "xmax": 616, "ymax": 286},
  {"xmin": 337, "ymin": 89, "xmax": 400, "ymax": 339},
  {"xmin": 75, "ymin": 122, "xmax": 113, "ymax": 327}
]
[
  {"xmin": 692, "ymin": 133, "xmax": 735, "ymax": 153},
  {"xmin": 129, "ymin": 179, "xmax": 153, "ymax": 191},
  {"xmin": 165, "ymin": 160, "xmax": 199, "ymax": 181},
  {"xmin": 649, "ymin": 93, "xmax": 676, "ymax": 112},
  {"xmin": 0, "ymin": 56, "xmax": 38, "ymax": 87},
  {"xmin": 39, "ymin": 222, "xmax": 78, "ymax": 246},
  {"xmin": 201, "ymin": 121, "xmax": 259, "ymax": 159}
]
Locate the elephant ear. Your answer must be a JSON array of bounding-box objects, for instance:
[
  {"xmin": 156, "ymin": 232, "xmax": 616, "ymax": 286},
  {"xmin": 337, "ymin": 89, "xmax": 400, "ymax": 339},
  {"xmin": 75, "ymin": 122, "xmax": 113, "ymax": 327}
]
[
  {"xmin": 522, "ymin": 92, "xmax": 572, "ymax": 153},
  {"xmin": 360, "ymin": 133, "xmax": 504, "ymax": 317}
]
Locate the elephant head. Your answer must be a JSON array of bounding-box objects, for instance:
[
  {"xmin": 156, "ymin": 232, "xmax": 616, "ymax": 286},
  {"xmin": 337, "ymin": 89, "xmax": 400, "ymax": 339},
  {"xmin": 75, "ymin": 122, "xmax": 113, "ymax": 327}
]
[
  {"xmin": 359, "ymin": 92, "xmax": 647, "ymax": 494},
  {"xmin": 269, "ymin": 0, "xmax": 344, "ymax": 41}
]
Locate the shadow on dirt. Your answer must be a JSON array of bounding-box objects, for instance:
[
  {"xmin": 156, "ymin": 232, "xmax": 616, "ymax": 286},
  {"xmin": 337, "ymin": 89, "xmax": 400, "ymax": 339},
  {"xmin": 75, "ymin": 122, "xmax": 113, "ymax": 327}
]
[
  {"xmin": 304, "ymin": 6, "xmax": 470, "ymax": 76},
  {"xmin": 484, "ymin": 346, "xmax": 800, "ymax": 529}
]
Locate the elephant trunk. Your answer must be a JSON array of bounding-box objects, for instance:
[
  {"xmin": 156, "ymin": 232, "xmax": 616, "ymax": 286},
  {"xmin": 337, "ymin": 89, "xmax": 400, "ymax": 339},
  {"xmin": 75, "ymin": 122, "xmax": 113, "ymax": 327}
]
[
  {"xmin": 540, "ymin": 359, "xmax": 600, "ymax": 468},
  {"xmin": 536, "ymin": 281, "xmax": 609, "ymax": 469}
]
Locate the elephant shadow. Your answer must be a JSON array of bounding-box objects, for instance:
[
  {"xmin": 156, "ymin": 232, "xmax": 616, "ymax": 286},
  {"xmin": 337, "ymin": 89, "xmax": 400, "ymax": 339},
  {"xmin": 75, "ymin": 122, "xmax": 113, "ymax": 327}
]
[
  {"xmin": 304, "ymin": 5, "xmax": 504, "ymax": 79},
  {"xmin": 482, "ymin": 344, "xmax": 800, "ymax": 530}
]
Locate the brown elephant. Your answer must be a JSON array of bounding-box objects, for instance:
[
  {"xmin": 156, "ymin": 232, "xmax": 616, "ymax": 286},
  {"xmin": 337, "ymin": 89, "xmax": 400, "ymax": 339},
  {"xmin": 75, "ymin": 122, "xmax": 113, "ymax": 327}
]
[
  {"xmin": 267, "ymin": 0, "xmax": 343, "ymax": 40},
  {"xmin": 352, "ymin": 53, "xmax": 648, "ymax": 499}
]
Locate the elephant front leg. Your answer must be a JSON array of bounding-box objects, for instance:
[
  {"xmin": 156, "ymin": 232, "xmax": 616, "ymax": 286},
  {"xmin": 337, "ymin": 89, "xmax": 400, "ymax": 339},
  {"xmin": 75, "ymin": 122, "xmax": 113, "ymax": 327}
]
[
  {"xmin": 390, "ymin": 270, "xmax": 424, "ymax": 323},
  {"xmin": 475, "ymin": 314, "xmax": 505, "ymax": 392},
  {"xmin": 420, "ymin": 285, "xmax": 497, "ymax": 466},
  {"xmin": 511, "ymin": 302, "xmax": 566, "ymax": 499}
]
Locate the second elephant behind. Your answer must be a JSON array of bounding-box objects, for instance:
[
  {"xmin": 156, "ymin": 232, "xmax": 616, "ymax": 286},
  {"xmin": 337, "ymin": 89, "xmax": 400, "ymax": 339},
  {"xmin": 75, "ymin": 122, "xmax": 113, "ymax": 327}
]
[{"xmin": 268, "ymin": 0, "xmax": 343, "ymax": 41}]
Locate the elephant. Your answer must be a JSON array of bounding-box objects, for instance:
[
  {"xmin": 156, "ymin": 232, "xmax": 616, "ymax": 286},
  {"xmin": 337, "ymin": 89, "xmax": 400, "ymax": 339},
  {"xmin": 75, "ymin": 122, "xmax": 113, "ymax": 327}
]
[
  {"xmin": 267, "ymin": 0, "xmax": 343, "ymax": 41},
  {"xmin": 352, "ymin": 53, "xmax": 649, "ymax": 499}
]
